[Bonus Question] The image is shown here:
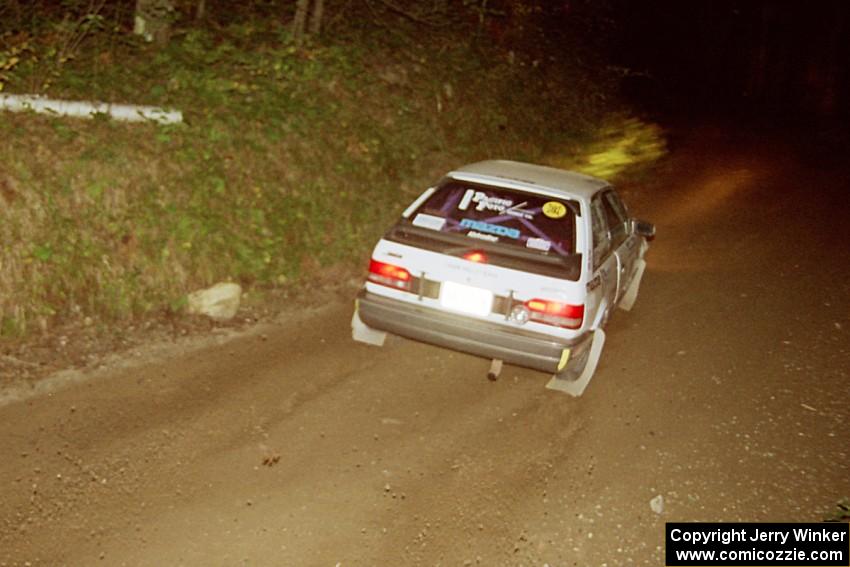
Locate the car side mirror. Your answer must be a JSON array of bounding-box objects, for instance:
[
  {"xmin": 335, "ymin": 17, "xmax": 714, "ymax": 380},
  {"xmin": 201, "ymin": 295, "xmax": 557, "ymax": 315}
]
[{"xmin": 632, "ymin": 219, "xmax": 656, "ymax": 241}]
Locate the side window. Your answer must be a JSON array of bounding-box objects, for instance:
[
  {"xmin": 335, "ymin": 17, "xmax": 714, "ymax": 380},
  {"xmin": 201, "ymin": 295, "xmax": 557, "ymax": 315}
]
[
  {"xmin": 602, "ymin": 190, "xmax": 629, "ymax": 248},
  {"xmin": 590, "ymin": 196, "xmax": 610, "ymax": 270}
]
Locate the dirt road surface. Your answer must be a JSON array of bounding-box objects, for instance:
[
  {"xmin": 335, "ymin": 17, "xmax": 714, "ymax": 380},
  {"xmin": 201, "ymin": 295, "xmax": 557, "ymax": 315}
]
[{"xmin": 1, "ymin": 129, "xmax": 848, "ymax": 566}]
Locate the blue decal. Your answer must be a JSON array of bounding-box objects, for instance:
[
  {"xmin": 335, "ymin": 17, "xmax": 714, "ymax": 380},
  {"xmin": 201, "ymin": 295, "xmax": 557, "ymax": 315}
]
[{"xmin": 460, "ymin": 218, "xmax": 520, "ymax": 239}]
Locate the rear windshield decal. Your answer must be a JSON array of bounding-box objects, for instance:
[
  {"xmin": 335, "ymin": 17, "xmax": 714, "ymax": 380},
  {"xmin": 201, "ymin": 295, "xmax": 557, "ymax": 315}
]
[
  {"xmin": 460, "ymin": 218, "xmax": 520, "ymax": 239},
  {"xmin": 412, "ymin": 213, "xmax": 446, "ymax": 231},
  {"xmin": 467, "ymin": 231, "xmax": 499, "ymax": 243},
  {"xmin": 457, "ymin": 189, "xmax": 534, "ymax": 219},
  {"xmin": 459, "ymin": 189, "xmax": 511, "ymax": 212},
  {"xmin": 526, "ymin": 237, "xmax": 551, "ymax": 251},
  {"xmin": 414, "ymin": 181, "xmax": 577, "ymax": 258},
  {"xmin": 542, "ymin": 201, "xmax": 567, "ymax": 219}
]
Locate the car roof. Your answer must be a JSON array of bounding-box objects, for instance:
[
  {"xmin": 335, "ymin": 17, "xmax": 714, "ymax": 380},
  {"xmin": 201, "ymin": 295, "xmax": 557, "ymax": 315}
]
[{"xmin": 447, "ymin": 160, "xmax": 609, "ymax": 201}]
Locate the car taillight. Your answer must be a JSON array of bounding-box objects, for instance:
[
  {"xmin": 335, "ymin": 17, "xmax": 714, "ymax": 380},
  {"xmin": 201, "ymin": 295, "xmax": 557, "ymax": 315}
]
[
  {"xmin": 463, "ymin": 250, "xmax": 487, "ymax": 263},
  {"xmin": 368, "ymin": 259, "xmax": 412, "ymax": 291},
  {"xmin": 524, "ymin": 298, "xmax": 584, "ymax": 329}
]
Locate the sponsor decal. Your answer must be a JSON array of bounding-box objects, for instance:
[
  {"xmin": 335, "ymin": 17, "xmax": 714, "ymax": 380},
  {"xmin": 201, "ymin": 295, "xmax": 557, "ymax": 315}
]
[
  {"xmin": 458, "ymin": 189, "xmax": 534, "ymax": 219},
  {"xmin": 526, "ymin": 237, "xmax": 551, "ymax": 252},
  {"xmin": 557, "ymin": 348, "xmax": 571, "ymax": 371},
  {"xmin": 542, "ymin": 201, "xmax": 567, "ymax": 219},
  {"xmin": 460, "ymin": 218, "xmax": 520, "ymax": 239},
  {"xmin": 458, "ymin": 189, "xmax": 511, "ymax": 212},
  {"xmin": 467, "ymin": 230, "xmax": 499, "ymax": 242},
  {"xmin": 504, "ymin": 201, "xmax": 535, "ymax": 220},
  {"xmin": 412, "ymin": 213, "xmax": 446, "ymax": 231}
]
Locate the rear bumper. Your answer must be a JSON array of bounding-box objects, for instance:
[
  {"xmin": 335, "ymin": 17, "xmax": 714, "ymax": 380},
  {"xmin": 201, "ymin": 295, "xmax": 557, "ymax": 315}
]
[{"xmin": 356, "ymin": 290, "xmax": 591, "ymax": 373}]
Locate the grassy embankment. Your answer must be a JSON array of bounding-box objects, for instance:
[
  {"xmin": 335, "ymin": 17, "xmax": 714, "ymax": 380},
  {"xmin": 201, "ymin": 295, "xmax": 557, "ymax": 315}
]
[{"xmin": 0, "ymin": 16, "xmax": 663, "ymax": 338}]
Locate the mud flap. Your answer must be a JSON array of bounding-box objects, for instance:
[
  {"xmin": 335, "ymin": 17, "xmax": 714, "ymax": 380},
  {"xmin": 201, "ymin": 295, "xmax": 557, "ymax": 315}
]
[
  {"xmin": 545, "ymin": 328, "xmax": 606, "ymax": 397},
  {"xmin": 618, "ymin": 258, "xmax": 646, "ymax": 312},
  {"xmin": 351, "ymin": 307, "xmax": 387, "ymax": 347}
]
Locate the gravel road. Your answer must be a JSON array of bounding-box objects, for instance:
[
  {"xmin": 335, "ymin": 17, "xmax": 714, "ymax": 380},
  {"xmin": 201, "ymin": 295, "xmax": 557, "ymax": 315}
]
[{"xmin": 1, "ymin": 129, "xmax": 848, "ymax": 566}]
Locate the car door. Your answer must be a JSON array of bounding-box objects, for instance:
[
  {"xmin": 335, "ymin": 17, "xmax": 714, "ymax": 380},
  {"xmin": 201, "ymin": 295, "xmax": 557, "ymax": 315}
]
[
  {"xmin": 601, "ymin": 189, "xmax": 638, "ymax": 304},
  {"xmin": 589, "ymin": 194, "xmax": 617, "ymax": 325}
]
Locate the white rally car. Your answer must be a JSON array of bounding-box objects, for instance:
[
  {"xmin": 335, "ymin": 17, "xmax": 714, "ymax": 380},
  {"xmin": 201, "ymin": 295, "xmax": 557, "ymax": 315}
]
[{"xmin": 352, "ymin": 160, "xmax": 654, "ymax": 396}]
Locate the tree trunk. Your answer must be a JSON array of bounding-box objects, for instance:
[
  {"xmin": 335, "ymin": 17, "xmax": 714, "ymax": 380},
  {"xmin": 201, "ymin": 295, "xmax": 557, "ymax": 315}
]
[
  {"xmin": 292, "ymin": 0, "xmax": 309, "ymax": 47},
  {"xmin": 309, "ymin": 0, "xmax": 324, "ymax": 36},
  {"xmin": 195, "ymin": 0, "xmax": 206, "ymax": 21},
  {"xmin": 133, "ymin": 0, "xmax": 175, "ymax": 46}
]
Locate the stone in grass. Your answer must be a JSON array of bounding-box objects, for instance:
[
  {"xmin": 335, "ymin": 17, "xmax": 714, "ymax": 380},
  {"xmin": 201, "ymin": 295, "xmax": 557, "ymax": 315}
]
[
  {"xmin": 650, "ymin": 494, "xmax": 664, "ymax": 515},
  {"xmin": 187, "ymin": 282, "xmax": 242, "ymax": 320}
]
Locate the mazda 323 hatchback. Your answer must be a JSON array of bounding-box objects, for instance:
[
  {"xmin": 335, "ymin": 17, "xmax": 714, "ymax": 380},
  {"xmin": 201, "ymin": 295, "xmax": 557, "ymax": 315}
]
[{"xmin": 352, "ymin": 160, "xmax": 654, "ymax": 396}]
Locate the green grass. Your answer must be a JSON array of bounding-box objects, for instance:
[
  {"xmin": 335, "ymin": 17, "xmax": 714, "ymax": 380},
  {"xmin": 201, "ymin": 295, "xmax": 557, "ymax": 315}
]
[{"xmin": 0, "ymin": 20, "xmax": 663, "ymax": 336}]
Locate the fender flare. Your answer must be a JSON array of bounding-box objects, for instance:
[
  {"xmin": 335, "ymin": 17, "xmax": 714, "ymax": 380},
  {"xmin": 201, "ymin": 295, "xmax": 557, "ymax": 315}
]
[
  {"xmin": 618, "ymin": 258, "xmax": 646, "ymax": 312},
  {"xmin": 592, "ymin": 298, "xmax": 611, "ymax": 330}
]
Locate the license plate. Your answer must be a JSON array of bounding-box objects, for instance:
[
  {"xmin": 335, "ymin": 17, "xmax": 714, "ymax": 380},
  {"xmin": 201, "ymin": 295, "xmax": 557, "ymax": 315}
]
[{"xmin": 439, "ymin": 281, "xmax": 493, "ymax": 317}]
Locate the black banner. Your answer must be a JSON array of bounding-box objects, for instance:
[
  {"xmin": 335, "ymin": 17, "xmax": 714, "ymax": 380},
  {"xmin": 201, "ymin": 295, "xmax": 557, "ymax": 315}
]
[{"xmin": 666, "ymin": 523, "xmax": 849, "ymax": 566}]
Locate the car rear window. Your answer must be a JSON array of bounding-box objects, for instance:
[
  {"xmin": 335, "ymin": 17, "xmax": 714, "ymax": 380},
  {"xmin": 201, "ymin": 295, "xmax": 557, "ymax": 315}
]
[{"xmin": 409, "ymin": 180, "xmax": 578, "ymax": 257}]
